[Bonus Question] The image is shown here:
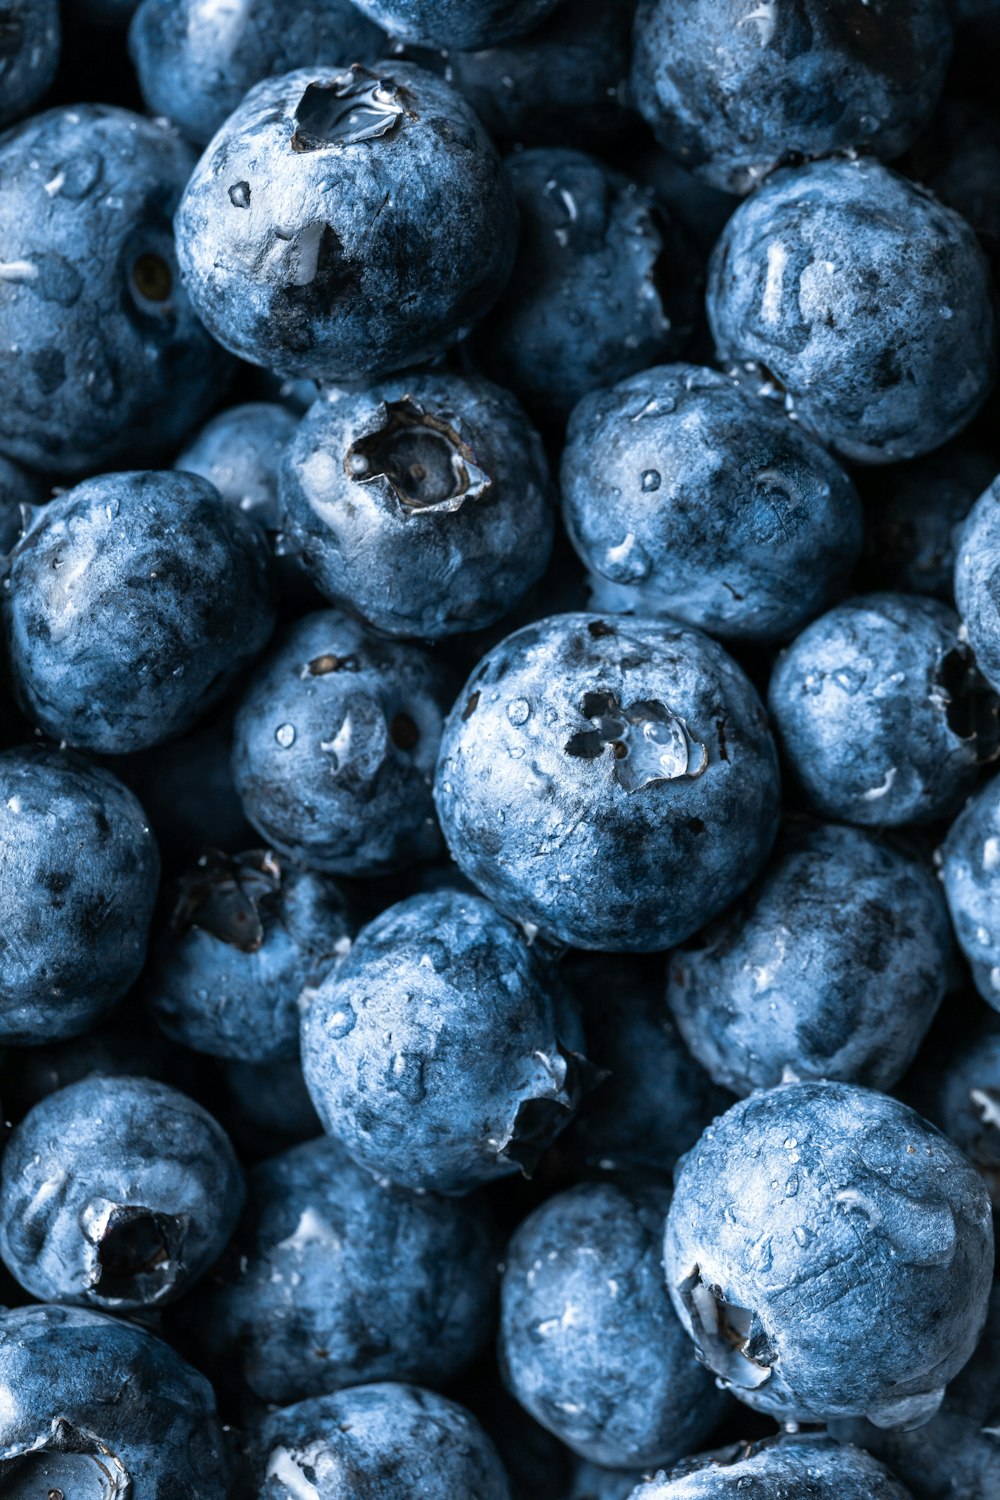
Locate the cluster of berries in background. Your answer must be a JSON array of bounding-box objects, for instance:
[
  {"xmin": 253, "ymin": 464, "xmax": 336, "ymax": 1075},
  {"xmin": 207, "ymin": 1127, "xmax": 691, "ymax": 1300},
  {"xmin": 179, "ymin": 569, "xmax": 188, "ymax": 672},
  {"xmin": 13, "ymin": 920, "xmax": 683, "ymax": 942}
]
[{"xmin": 2, "ymin": 0, "xmax": 1000, "ymax": 1496}]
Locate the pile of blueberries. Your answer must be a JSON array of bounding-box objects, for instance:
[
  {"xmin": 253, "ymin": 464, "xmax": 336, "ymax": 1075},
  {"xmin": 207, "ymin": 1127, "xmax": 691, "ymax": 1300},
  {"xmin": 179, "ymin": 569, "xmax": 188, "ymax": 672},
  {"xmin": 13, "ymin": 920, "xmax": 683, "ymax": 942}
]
[{"xmin": 3, "ymin": 0, "xmax": 1000, "ymax": 1496}]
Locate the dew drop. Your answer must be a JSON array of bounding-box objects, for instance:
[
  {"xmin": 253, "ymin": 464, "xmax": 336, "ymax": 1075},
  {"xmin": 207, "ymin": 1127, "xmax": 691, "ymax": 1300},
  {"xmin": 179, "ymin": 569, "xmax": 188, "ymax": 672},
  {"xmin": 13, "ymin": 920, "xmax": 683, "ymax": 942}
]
[
  {"xmin": 275, "ymin": 723, "xmax": 296, "ymax": 747},
  {"xmin": 640, "ymin": 469, "xmax": 661, "ymax": 493},
  {"xmin": 507, "ymin": 698, "xmax": 530, "ymax": 726}
]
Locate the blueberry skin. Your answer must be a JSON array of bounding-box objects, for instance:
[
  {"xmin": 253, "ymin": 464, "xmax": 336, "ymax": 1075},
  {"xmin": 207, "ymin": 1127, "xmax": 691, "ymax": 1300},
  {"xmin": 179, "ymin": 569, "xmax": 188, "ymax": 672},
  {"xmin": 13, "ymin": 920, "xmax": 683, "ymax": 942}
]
[
  {"xmin": 0, "ymin": 1075, "xmax": 245, "ymax": 1310},
  {"xmin": 907, "ymin": 1015, "xmax": 1000, "ymax": 1205},
  {"xmin": 768, "ymin": 593, "xmax": 1000, "ymax": 826},
  {"xmin": 3, "ymin": 469, "xmax": 277, "ymax": 754},
  {"xmin": 0, "ymin": 1303, "xmax": 230, "ymax": 1499},
  {"xmin": 833, "ymin": 1278, "xmax": 1000, "ymax": 1500},
  {"xmin": 0, "ymin": 105, "xmax": 231, "ymax": 476},
  {"xmin": 301, "ymin": 888, "xmax": 591, "ymax": 1193},
  {"xmin": 349, "ymin": 0, "xmax": 557, "ymax": 48},
  {"xmin": 232, "ymin": 609, "xmax": 451, "ymax": 875},
  {"xmin": 664, "ymin": 1081, "xmax": 994, "ymax": 1426},
  {"xmin": 561, "ymin": 364, "xmax": 862, "ymax": 643},
  {"xmin": 280, "ymin": 373, "xmax": 553, "ymax": 638},
  {"xmin": 0, "ymin": 454, "xmax": 41, "ymax": 555},
  {"xmin": 707, "ymin": 158, "xmax": 995, "ymax": 463},
  {"xmin": 629, "ymin": 1433, "xmax": 913, "ymax": 1500},
  {"xmin": 500, "ymin": 1180, "xmax": 729, "ymax": 1469},
  {"xmin": 0, "ymin": 1, "xmax": 59, "ymax": 129},
  {"xmin": 668, "ymin": 822, "xmax": 952, "ymax": 1096},
  {"xmin": 177, "ymin": 401, "xmax": 298, "ymax": 536},
  {"xmin": 955, "ymin": 475, "xmax": 1000, "ymax": 693},
  {"xmin": 253, "ymin": 1383, "xmax": 511, "ymax": 1499},
  {"xmin": 130, "ymin": 0, "xmax": 384, "ymax": 146},
  {"xmin": 187, "ymin": 1133, "xmax": 497, "ymax": 1404},
  {"xmin": 631, "ymin": 0, "xmax": 952, "ymax": 196},
  {"xmin": 940, "ymin": 772, "xmax": 1000, "ymax": 1008},
  {"xmin": 562, "ymin": 953, "xmax": 730, "ymax": 1177},
  {"xmin": 435, "ymin": 612, "xmax": 781, "ymax": 951},
  {"xmin": 468, "ymin": 148, "xmax": 695, "ymax": 425},
  {"xmin": 175, "ymin": 62, "xmax": 517, "ymax": 382},
  {"xmin": 147, "ymin": 850, "xmax": 353, "ymax": 1063},
  {"xmin": 0, "ymin": 747, "xmax": 159, "ymax": 1046},
  {"xmin": 446, "ymin": 0, "xmax": 637, "ymax": 149}
]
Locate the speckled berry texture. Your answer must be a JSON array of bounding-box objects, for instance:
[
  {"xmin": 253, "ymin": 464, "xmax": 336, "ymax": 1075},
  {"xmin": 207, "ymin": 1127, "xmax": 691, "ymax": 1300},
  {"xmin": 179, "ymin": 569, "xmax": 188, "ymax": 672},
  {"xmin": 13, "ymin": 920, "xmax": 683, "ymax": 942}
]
[
  {"xmin": 664, "ymin": 1082, "xmax": 994, "ymax": 1427},
  {"xmin": 301, "ymin": 888, "xmax": 591, "ymax": 1193},
  {"xmin": 0, "ymin": 1075, "xmax": 244, "ymax": 1310},
  {"xmin": 629, "ymin": 1433, "xmax": 914, "ymax": 1499},
  {"xmin": 707, "ymin": 157, "xmax": 995, "ymax": 462},
  {"xmin": 186, "ymin": 1133, "xmax": 497, "ymax": 1405},
  {"xmin": 175, "ymin": 62, "xmax": 518, "ymax": 381},
  {"xmin": 435, "ymin": 612, "xmax": 781, "ymax": 950},
  {"xmin": 280, "ymin": 373, "xmax": 553, "ymax": 638},
  {"xmin": 955, "ymin": 473, "xmax": 1000, "ymax": 691},
  {"xmin": 0, "ymin": 105, "xmax": 231, "ymax": 475},
  {"xmin": 561, "ymin": 364, "xmax": 862, "ymax": 642}
]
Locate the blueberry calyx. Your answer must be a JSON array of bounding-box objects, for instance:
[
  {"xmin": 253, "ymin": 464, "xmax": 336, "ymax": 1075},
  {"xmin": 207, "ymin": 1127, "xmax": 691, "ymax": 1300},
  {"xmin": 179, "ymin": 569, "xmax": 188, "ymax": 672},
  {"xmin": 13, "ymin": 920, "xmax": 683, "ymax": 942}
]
[
  {"xmin": 933, "ymin": 644, "xmax": 1000, "ymax": 763},
  {"xmin": 564, "ymin": 690, "xmax": 709, "ymax": 791},
  {"xmin": 291, "ymin": 69, "xmax": 413, "ymax": 152},
  {"xmin": 170, "ymin": 849, "xmax": 283, "ymax": 952},
  {"xmin": 679, "ymin": 1266, "xmax": 774, "ymax": 1391},
  {"xmin": 0, "ymin": 1419, "xmax": 130, "ymax": 1499},
  {"xmin": 87, "ymin": 1202, "xmax": 190, "ymax": 1304},
  {"xmin": 497, "ymin": 1045, "xmax": 606, "ymax": 1176},
  {"xmin": 345, "ymin": 397, "xmax": 492, "ymax": 512}
]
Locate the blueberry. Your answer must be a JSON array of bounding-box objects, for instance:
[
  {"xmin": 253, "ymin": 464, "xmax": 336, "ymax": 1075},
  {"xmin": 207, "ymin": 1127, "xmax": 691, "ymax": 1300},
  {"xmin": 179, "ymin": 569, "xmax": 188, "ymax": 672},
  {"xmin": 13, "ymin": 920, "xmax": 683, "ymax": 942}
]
[
  {"xmin": 664, "ymin": 1081, "xmax": 994, "ymax": 1426},
  {"xmin": 707, "ymin": 157, "xmax": 995, "ymax": 463},
  {"xmin": 768, "ymin": 592, "xmax": 1000, "ymax": 826},
  {"xmin": 0, "ymin": 105, "xmax": 231, "ymax": 475},
  {"xmin": 632, "ymin": 0, "xmax": 952, "ymax": 195},
  {"xmin": 185, "ymin": 1132, "xmax": 497, "ymax": 1404},
  {"xmin": 910, "ymin": 97, "xmax": 1000, "ymax": 279},
  {"xmin": 348, "ymin": 0, "xmax": 558, "ymax": 48},
  {"xmin": 562, "ymin": 952, "xmax": 730, "ymax": 1177},
  {"xmin": 955, "ymin": 473, "xmax": 1000, "ymax": 692},
  {"xmin": 468, "ymin": 148, "xmax": 696, "ymax": 424},
  {"xmin": 940, "ymin": 771, "xmax": 1000, "ymax": 1008},
  {"xmin": 175, "ymin": 62, "xmax": 517, "ymax": 381},
  {"xmin": 561, "ymin": 364, "xmax": 862, "ymax": 642},
  {"xmin": 833, "ymin": 1279, "xmax": 1000, "ymax": 1500},
  {"xmin": 435, "ymin": 612, "xmax": 780, "ymax": 951},
  {"xmin": 146, "ymin": 849, "xmax": 353, "ymax": 1063},
  {"xmin": 0, "ymin": 0, "xmax": 59, "ymax": 129},
  {"xmin": 252, "ymin": 1382, "xmax": 511, "ymax": 1499},
  {"xmin": 907, "ymin": 1012, "xmax": 1000, "ymax": 1205},
  {"xmin": 0, "ymin": 1303, "xmax": 231, "ymax": 1498},
  {"xmin": 629, "ymin": 1432, "xmax": 913, "ymax": 1499},
  {"xmin": 3, "ymin": 469, "xmax": 277, "ymax": 754},
  {"xmin": 231, "ymin": 609, "xmax": 452, "ymax": 876},
  {"xmin": 176, "ymin": 400, "xmax": 299, "ymax": 538},
  {"xmin": 130, "ymin": 0, "xmax": 385, "ymax": 145},
  {"xmin": 0, "ymin": 1075, "xmax": 244, "ymax": 1310},
  {"xmin": 0, "ymin": 747, "xmax": 159, "ymax": 1045},
  {"xmin": 280, "ymin": 374, "xmax": 553, "ymax": 638},
  {"xmin": 668, "ymin": 821, "xmax": 952, "ymax": 1096},
  {"xmin": 500, "ymin": 1179, "xmax": 729, "ymax": 1469},
  {"xmin": 300, "ymin": 888, "xmax": 592, "ymax": 1193}
]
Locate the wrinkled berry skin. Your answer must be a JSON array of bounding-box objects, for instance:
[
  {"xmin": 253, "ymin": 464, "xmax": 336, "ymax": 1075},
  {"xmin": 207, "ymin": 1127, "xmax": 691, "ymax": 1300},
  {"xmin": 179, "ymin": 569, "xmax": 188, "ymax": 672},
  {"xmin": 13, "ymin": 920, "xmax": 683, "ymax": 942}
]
[
  {"xmin": 0, "ymin": 0, "xmax": 59, "ymax": 129},
  {"xmin": 631, "ymin": 0, "xmax": 952, "ymax": 195},
  {"xmin": 435, "ymin": 613, "xmax": 781, "ymax": 951},
  {"xmin": 447, "ymin": 0, "xmax": 636, "ymax": 149},
  {"xmin": 768, "ymin": 593, "xmax": 1000, "ymax": 826},
  {"xmin": 175, "ymin": 62, "xmax": 517, "ymax": 382},
  {"xmin": 707, "ymin": 158, "xmax": 995, "ymax": 463},
  {"xmin": 177, "ymin": 401, "xmax": 298, "ymax": 537},
  {"xmin": 469, "ymin": 149, "xmax": 695, "ymax": 424},
  {"xmin": 280, "ymin": 374, "xmax": 553, "ymax": 638},
  {"xmin": 0, "ymin": 1075, "xmax": 244, "ymax": 1311},
  {"xmin": 350, "ymin": 0, "xmax": 556, "ymax": 47},
  {"xmin": 631, "ymin": 1433, "xmax": 913, "ymax": 1500},
  {"xmin": 186, "ymin": 1133, "xmax": 497, "ymax": 1405},
  {"xmin": 664, "ymin": 1081, "xmax": 994, "ymax": 1427},
  {"xmin": 562, "ymin": 953, "xmax": 729, "ymax": 1177},
  {"xmin": 147, "ymin": 850, "xmax": 353, "ymax": 1063},
  {"xmin": 500, "ymin": 1180, "xmax": 729, "ymax": 1469},
  {"xmin": 232, "ymin": 610, "xmax": 452, "ymax": 875},
  {"xmin": 562, "ymin": 364, "xmax": 862, "ymax": 643},
  {"xmin": 4, "ymin": 470, "xmax": 276, "ymax": 754},
  {"xmin": 0, "ymin": 1304, "xmax": 231, "ymax": 1500},
  {"xmin": 834, "ymin": 1279, "xmax": 1000, "ymax": 1500},
  {"xmin": 940, "ymin": 772, "xmax": 1000, "ymax": 1009},
  {"xmin": 130, "ymin": 0, "xmax": 384, "ymax": 145},
  {"xmin": 0, "ymin": 747, "xmax": 159, "ymax": 1046},
  {"xmin": 0, "ymin": 105, "xmax": 230, "ymax": 476},
  {"xmin": 252, "ymin": 1383, "xmax": 511, "ymax": 1500},
  {"xmin": 301, "ymin": 888, "xmax": 590, "ymax": 1194},
  {"xmin": 668, "ymin": 822, "xmax": 951, "ymax": 1096},
  {"xmin": 907, "ymin": 1015, "xmax": 1000, "ymax": 1206},
  {"xmin": 955, "ymin": 475, "xmax": 1000, "ymax": 692}
]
